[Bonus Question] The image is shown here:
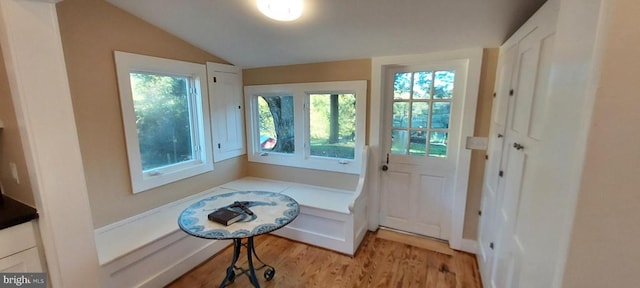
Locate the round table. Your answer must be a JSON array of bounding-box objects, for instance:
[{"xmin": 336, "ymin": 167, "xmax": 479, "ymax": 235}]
[{"xmin": 178, "ymin": 191, "xmax": 299, "ymax": 288}]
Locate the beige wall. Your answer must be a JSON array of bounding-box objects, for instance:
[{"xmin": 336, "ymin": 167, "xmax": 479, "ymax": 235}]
[
  {"xmin": 244, "ymin": 53, "xmax": 498, "ymax": 239},
  {"xmin": 56, "ymin": 0, "xmax": 246, "ymax": 228},
  {"xmin": 463, "ymin": 48, "xmax": 498, "ymax": 239},
  {"xmin": 563, "ymin": 0, "xmax": 640, "ymax": 286},
  {"xmin": 243, "ymin": 60, "xmax": 371, "ymax": 190},
  {"xmin": 0, "ymin": 44, "xmax": 34, "ymax": 205}
]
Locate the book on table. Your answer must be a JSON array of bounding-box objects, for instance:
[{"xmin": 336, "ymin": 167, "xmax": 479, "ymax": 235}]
[{"xmin": 208, "ymin": 208, "xmax": 243, "ymax": 226}]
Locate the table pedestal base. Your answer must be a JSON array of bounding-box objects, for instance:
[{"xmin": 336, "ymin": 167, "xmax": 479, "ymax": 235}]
[{"xmin": 220, "ymin": 236, "xmax": 275, "ymax": 288}]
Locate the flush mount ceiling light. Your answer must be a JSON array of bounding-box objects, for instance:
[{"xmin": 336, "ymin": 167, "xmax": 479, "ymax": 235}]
[{"xmin": 257, "ymin": 0, "xmax": 303, "ymax": 21}]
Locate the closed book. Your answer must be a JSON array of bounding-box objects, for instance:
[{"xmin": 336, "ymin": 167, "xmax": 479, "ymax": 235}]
[{"xmin": 208, "ymin": 208, "xmax": 243, "ymax": 226}]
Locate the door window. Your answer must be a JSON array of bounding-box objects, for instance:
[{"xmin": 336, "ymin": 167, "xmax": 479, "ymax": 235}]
[{"xmin": 391, "ymin": 70, "xmax": 455, "ymax": 157}]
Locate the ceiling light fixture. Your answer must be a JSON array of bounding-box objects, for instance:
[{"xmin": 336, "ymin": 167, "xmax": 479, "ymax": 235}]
[{"xmin": 257, "ymin": 0, "xmax": 303, "ymax": 21}]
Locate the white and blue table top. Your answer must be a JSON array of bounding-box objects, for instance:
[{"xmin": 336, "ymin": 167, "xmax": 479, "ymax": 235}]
[{"xmin": 178, "ymin": 191, "xmax": 299, "ymax": 240}]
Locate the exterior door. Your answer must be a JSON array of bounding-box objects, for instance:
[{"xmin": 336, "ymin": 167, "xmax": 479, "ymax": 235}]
[{"xmin": 380, "ymin": 61, "xmax": 473, "ymax": 240}]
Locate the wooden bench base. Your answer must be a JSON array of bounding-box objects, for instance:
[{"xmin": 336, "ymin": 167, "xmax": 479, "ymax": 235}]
[{"xmin": 222, "ymin": 177, "xmax": 368, "ymax": 255}]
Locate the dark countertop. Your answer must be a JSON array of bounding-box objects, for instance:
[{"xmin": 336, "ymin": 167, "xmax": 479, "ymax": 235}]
[{"xmin": 0, "ymin": 195, "xmax": 38, "ymax": 230}]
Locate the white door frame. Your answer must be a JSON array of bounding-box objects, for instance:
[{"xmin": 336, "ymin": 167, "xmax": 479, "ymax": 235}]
[
  {"xmin": 369, "ymin": 48, "xmax": 483, "ymax": 251},
  {"xmin": 0, "ymin": 0, "xmax": 101, "ymax": 287}
]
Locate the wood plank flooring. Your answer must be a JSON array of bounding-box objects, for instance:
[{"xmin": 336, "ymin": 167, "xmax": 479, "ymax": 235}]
[{"xmin": 166, "ymin": 231, "xmax": 482, "ymax": 287}]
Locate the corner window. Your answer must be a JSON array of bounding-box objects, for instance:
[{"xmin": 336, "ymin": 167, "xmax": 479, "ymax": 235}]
[
  {"xmin": 115, "ymin": 51, "xmax": 213, "ymax": 193},
  {"xmin": 245, "ymin": 81, "xmax": 366, "ymax": 174}
]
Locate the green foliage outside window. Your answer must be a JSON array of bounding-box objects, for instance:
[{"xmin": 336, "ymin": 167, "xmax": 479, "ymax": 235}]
[
  {"xmin": 310, "ymin": 94, "xmax": 356, "ymax": 159},
  {"xmin": 130, "ymin": 73, "xmax": 193, "ymax": 171}
]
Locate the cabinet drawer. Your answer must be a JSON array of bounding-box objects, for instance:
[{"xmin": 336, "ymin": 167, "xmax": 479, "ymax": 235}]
[
  {"xmin": 0, "ymin": 247, "xmax": 42, "ymax": 272},
  {"xmin": 0, "ymin": 222, "xmax": 36, "ymax": 257}
]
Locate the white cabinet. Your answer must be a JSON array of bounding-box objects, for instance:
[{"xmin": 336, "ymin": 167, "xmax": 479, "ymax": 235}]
[
  {"xmin": 0, "ymin": 221, "xmax": 43, "ymax": 272},
  {"xmin": 478, "ymin": 1, "xmax": 559, "ymax": 287},
  {"xmin": 207, "ymin": 62, "xmax": 246, "ymax": 162}
]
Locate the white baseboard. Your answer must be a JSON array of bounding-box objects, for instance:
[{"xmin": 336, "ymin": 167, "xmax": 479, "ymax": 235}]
[{"xmin": 460, "ymin": 238, "xmax": 478, "ymax": 254}]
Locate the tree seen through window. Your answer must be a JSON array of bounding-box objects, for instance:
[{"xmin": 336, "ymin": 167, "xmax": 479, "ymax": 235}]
[{"xmin": 130, "ymin": 72, "xmax": 193, "ymax": 171}]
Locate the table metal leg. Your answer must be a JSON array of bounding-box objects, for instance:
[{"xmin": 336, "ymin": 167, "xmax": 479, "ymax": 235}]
[
  {"xmin": 246, "ymin": 237, "xmax": 261, "ymax": 287},
  {"xmin": 219, "ymin": 236, "xmax": 276, "ymax": 288},
  {"xmin": 219, "ymin": 239, "xmax": 242, "ymax": 287}
]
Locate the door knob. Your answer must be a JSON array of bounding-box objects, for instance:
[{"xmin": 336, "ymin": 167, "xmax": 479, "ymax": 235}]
[{"xmin": 381, "ymin": 165, "xmax": 388, "ymax": 171}]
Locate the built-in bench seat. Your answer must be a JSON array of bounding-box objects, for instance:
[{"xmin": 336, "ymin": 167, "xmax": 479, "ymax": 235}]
[
  {"xmin": 95, "ymin": 147, "xmax": 369, "ymax": 288},
  {"xmin": 220, "ymin": 176, "xmax": 368, "ymax": 255}
]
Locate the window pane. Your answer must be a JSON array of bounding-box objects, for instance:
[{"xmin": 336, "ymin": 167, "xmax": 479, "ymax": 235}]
[
  {"xmin": 258, "ymin": 95, "xmax": 295, "ymax": 154},
  {"xmin": 411, "ymin": 102, "xmax": 429, "ymax": 128},
  {"xmin": 431, "ymin": 102, "xmax": 451, "ymax": 129},
  {"xmin": 392, "ymin": 102, "xmax": 410, "ymax": 128},
  {"xmin": 130, "ymin": 72, "xmax": 193, "ymax": 171},
  {"xmin": 393, "ymin": 72, "xmax": 412, "ymax": 100},
  {"xmin": 412, "ymin": 71, "xmax": 432, "ymax": 99},
  {"xmin": 434, "ymin": 71, "xmax": 455, "ymax": 99},
  {"xmin": 391, "ymin": 129, "xmax": 409, "ymax": 155},
  {"xmin": 409, "ymin": 130, "xmax": 427, "ymax": 156},
  {"xmin": 429, "ymin": 131, "xmax": 448, "ymax": 157},
  {"xmin": 309, "ymin": 94, "xmax": 356, "ymax": 159}
]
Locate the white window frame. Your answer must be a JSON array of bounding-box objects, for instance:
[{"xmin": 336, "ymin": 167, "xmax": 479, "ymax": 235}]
[
  {"xmin": 244, "ymin": 80, "xmax": 367, "ymax": 174},
  {"xmin": 115, "ymin": 51, "xmax": 213, "ymax": 193}
]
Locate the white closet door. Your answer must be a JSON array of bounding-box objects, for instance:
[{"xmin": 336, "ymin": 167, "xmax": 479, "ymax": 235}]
[
  {"xmin": 477, "ymin": 43, "xmax": 517, "ymax": 282},
  {"xmin": 489, "ymin": 13, "xmax": 557, "ymax": 288},
  {"xmin": 207, "ymin": 62, "xmax": 246, "ymax": 162}
]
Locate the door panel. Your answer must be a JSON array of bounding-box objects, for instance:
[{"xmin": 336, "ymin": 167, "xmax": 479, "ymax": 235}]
[
  {"xmin": 511, "ymin": 38, "xmax": 540, "ymax": 135},
  {"xmin": 528, "ymin": 34, "xmax": 556, "ymax": 140},
  {"xmin": 493, "ymin": 45, "xmax": 517, "ymax": 128},
  {"xmin": 383, "ymin": 171, "xmax": 411, "ymax": 220},
  {"xmin": 381, "ymin": 165, "xmax": 449, "ymax": 238},
  {"xmin": 416, "ymin": 175, "xmax": 445, "ymax": 230}
]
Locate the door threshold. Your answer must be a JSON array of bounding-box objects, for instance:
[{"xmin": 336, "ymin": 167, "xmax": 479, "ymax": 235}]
[{"xmin": 376, "ymin": 227, "xmax": 454, "ymax": 256}]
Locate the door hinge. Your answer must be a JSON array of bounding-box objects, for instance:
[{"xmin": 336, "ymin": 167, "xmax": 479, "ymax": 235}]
[
  {"xmin": 493, "ymin": 92, "xmax": 496, "ymax": 98},
  {"xmin": 513, "ymin": 142, "xmax": 525, "ymax": 151},
  {"xmin": 485, "ymin": 154, "xmax": 488, "ymax": 160},
  {"xmin": 386, "ymin": 153, "xmax": 389, "ymax": 164},
  {"xmin": 499, "ymin": 170, "xmax": 504, "ymax": 177},
  {"xmin": 490, "ymin": 242, "xmax": 494, "ymax": 250},
  {"xmin": 478, "ymin": 210, "xmax": 482, "ymax": 216},
  {"xmin": 509, "ymin": 89, "xmax": 514, "ymax": 96}
]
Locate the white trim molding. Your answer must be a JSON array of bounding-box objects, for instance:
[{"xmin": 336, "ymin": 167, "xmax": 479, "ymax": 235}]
[
  {"xmin": 460, "ymin": 239, "xmax": 478, "ymax": 254},
  {"xmin": 0, "ymin": 0, "xmax": 101, "ymax": 286}
]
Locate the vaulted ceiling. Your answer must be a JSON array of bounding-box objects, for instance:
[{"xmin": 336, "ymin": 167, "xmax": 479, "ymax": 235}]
[{"xmin": 107, "ymin": 0, "xmax": 547, "ymax": 68}]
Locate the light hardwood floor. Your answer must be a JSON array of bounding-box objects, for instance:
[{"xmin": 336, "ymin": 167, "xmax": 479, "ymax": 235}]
[{"xmin": 167, "ymin": 231, "xmax": 482, "ymax": 287}]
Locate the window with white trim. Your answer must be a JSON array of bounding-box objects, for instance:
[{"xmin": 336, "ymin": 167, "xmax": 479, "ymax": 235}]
[
  {"xmin": 244, "ymin": 80, "xmax": 367, "ymax": 174},
  {"xmin": 115, "ymin": 51, "xmax": 213, "ymax": 193}
]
